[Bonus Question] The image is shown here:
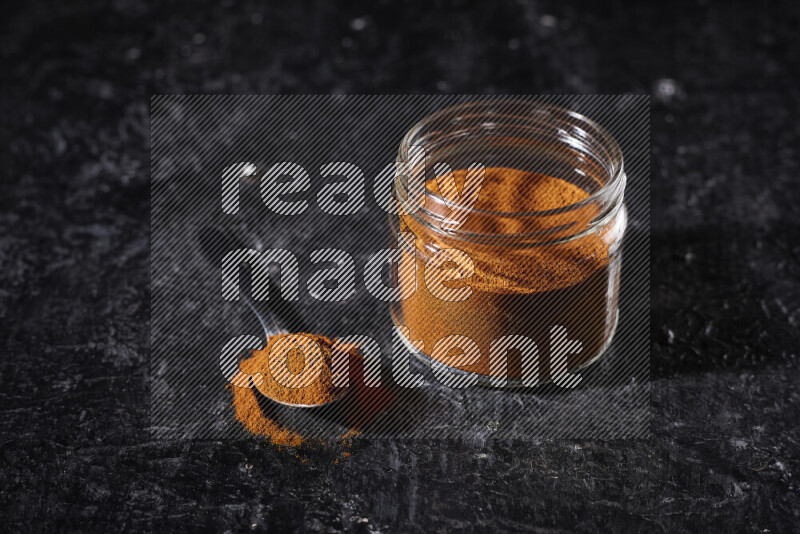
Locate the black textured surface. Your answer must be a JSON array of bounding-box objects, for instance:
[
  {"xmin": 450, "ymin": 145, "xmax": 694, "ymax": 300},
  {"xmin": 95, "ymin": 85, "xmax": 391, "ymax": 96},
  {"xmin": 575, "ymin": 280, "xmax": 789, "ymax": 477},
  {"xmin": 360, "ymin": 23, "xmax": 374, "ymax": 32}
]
[{"xmin": 2, "ymin": 0, "xmax": 799, "ymax": 532}]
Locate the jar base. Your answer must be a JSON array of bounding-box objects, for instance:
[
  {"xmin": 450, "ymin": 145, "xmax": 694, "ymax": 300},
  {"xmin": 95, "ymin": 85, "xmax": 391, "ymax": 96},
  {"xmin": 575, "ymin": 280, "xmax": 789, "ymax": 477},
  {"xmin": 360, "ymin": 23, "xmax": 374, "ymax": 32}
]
[{"xmin": 389, "ymin": 305, "xmax": 619, "ymax": 389}]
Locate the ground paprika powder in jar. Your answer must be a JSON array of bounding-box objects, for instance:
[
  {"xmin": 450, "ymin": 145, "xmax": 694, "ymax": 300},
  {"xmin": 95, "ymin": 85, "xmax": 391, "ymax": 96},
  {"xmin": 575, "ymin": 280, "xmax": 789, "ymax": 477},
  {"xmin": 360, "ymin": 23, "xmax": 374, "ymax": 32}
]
[{"xmin": 390, "ymin": 100, "xmax": 628, "ymax": 384}]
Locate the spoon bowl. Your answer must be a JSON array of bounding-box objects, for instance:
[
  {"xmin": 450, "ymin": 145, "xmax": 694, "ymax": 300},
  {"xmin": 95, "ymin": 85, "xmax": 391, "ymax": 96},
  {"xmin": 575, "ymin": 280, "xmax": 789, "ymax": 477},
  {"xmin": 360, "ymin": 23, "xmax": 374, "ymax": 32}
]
[{"xmin": 198, "ymin": 224, "xmax": 352, "ymax": 410}]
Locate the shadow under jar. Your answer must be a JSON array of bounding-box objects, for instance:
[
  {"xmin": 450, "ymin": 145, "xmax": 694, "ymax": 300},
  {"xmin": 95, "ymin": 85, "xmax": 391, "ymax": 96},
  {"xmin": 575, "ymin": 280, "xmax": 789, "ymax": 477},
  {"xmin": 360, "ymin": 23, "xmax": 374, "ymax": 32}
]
[{"xmin": 389, "ymin": 99, "xmax": 628, "ymax": 385}]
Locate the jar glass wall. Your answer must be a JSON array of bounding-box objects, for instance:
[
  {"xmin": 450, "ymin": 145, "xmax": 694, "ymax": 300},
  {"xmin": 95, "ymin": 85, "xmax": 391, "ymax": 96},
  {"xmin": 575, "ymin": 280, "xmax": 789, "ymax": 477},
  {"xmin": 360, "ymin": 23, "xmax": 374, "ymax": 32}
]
[{"xmin": 390, "ymin": 99, "xmax": 627, "ymax": 384}]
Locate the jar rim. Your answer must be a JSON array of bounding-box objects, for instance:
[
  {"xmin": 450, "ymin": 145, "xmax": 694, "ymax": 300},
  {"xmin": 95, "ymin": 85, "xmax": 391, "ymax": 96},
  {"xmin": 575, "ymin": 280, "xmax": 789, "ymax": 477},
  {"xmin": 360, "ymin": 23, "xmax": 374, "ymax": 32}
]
[{"xmin": 396, "ymin": 98, "xmax": 626, "ymax": 220}]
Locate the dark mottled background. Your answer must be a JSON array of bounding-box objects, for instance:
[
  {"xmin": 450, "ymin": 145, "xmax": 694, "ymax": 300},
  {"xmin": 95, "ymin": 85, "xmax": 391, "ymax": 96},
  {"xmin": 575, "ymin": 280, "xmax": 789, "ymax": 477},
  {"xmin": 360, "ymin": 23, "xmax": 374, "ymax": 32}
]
[{"xmin": 1, "ymin": 0, "xmax": 799, "ymax": 532}]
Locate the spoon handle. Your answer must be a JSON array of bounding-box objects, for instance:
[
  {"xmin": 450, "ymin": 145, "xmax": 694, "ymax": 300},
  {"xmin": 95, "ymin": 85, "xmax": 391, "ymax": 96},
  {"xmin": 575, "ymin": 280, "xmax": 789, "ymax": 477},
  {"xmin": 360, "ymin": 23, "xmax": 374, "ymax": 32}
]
[{"xmin": 197, "ymin": 224, "xmax": 300, "ymax": 338}]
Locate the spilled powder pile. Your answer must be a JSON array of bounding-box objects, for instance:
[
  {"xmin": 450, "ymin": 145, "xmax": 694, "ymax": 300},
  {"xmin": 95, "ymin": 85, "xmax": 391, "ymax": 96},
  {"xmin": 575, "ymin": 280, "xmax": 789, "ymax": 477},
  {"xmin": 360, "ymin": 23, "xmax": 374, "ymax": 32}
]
[
  {"xmin": 227, "ymin": 333, "xmax": 362, "ymax": 448},
  {"xmin": 227, "ymin": 374, "xmax": 307, "ymax": 448}
]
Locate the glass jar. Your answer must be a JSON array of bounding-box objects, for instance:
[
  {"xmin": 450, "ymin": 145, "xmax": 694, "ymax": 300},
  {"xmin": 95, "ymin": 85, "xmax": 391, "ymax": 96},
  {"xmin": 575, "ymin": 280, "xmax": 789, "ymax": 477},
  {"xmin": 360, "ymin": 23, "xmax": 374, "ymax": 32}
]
[{"xmin": 390, "ymin": 99, "xmax": 627, "ymax": 385}]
